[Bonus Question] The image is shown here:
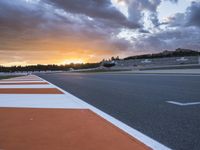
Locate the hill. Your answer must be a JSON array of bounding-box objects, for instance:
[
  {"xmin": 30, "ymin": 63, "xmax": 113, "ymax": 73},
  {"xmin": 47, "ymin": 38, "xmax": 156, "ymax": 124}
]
[{"xmin": 124, "ymin": 48, "xmax": 200, "ymax": 60}]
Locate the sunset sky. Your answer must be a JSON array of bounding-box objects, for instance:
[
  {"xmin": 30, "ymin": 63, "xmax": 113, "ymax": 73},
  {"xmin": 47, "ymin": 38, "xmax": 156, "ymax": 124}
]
[{"xmin": 0, "ymin": 0, "xmax": 200, "ymax": 66}]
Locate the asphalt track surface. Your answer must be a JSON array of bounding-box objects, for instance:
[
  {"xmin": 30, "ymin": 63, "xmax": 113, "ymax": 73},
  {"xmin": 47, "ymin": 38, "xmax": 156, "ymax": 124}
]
[{"xmin": 38, "ymin": 73, "xmax": 200, "ymax": 150}]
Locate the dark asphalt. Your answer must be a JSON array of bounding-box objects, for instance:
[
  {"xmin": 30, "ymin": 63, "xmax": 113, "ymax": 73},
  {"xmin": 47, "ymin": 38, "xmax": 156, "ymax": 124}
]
[{"xmin": 38, "ymin": 73, "xmax": 200, "ymax": 150}]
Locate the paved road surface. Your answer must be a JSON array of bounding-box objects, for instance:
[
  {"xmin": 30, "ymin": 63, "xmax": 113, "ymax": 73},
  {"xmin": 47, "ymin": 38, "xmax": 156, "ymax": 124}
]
[{"xmin": 38, "ymin": 73, "xmax": 200, "ymax": 150}]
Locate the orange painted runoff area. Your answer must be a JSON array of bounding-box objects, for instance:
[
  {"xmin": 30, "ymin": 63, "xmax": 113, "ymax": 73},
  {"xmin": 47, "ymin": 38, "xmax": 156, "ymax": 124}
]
[
  {"xmin": 0, "ymin": 88, "xmax": 64, "ymax": 94},
  {"xmin": 0, "ymin": 108, "xmax": 151, "ymax": 150}
]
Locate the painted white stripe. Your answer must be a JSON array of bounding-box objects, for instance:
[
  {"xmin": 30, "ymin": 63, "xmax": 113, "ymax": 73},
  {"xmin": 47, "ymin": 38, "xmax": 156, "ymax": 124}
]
[
  {"xmin": 3, "ymin": 77, "xmax": 41, "ymax": 79},
  {"xmin": 1, "ymin": 75, "xmax": 43, "ymax": 81},
  {"xmin": 37, "ymin": 75, "xmax": 171, "ymax": 150},
  {"xmin": 3, "ymin": 79, "xmax": 42, "ymax": 81},
  {"xmin": 166, "ymin": 101, "xmax": 200, "ymax": 106},
  {"xmin": 0, "ymin": 85, "xmax": 54, "ymax": 88},
  {"xmin": 0, "ymin": 94, "xmax": 86, "ymax": 109},
  {"xmin": 13, "ymin": 78, "xmax": 41, "ymax": 80},
  {"xmin": 0, "ymin": 81, "xmax": 47, "ymax": 83},
  {"xmin": 3, "ymin": 77, "xmax": 42, "ymax": 81},
  {"xmin": 4, "ymin": 75, "xmax": 39, "ymax": 78}
]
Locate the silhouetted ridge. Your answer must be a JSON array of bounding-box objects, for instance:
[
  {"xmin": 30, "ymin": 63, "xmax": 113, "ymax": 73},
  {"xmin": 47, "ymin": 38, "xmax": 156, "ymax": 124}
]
[{"xmin": 124, "ymin": 48, "xmax": 200, "ymax": 60}]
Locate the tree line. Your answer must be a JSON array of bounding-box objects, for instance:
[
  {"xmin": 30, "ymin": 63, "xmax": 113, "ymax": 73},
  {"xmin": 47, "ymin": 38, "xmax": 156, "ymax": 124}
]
[{"xmin": 0, "ymin": 63, "xmax": 100, "ymax": 72}]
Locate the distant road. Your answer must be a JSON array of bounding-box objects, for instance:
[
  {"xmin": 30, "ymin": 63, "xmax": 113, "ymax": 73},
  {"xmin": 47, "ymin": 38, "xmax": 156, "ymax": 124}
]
[{"xmin": 38, "ymin": 72, "xmax": 200, "ymax": 150}]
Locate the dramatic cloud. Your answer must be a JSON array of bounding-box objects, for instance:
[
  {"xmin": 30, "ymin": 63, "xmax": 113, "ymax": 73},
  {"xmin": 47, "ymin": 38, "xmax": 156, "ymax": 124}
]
[
  {"xmin": 122, "ymin": 0, "xmax": 179, "ymax": 27},
  {"xmin": 44, "ymin": 0, "xmax": 140, "ymax": 28},
  {"xmin": 133, "ymin": 27, "xmax": 200, "ymax": 53},
  {"xmin": 0, "ymin": 0, "xmax": 199, "ymax": 66},
  {"xmin": 186, "ymin": 1, "xmax": 200, "ymax": 27},
  {"xmin": 127, "ymin": 0, "xmax": 200, "ymax": 53},
  {"xmin": 0, "ymin": 0, "xmax": 133, "ymax": 65},
  {"xmin": 164, "ymin": 1, "xmax": 200, "ymax": 27}
]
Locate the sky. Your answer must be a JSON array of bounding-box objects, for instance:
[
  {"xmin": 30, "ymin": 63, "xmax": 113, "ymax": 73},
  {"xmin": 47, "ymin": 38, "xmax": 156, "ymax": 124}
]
[{"xmin": 0, "ymin": 0, "xmax": 200, "ymax": 66}]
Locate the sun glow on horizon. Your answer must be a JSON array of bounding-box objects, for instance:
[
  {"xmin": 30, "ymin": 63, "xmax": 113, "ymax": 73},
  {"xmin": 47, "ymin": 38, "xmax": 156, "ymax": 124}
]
[
  {"xmin": 0, "ymin": 59, "xmax": 87, "ymax": 67},
  {"xmin": 62, "ymin": 59, "xmax": 86, "ymax": 65},
  {"xmin": 1, "ymin": 61, "xmax": 28, "ymax": 67}
]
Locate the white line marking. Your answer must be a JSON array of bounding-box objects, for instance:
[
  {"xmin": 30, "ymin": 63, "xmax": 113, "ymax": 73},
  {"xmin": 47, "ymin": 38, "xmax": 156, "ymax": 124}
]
[
  {"xmin": 37, "ymin": 75, "xmax": 171, "ymax": 150},
  {"xmin": 0, "ymin": 81, "xmax": 46, "ymax": 83},
  {"xmin": 0, "ymin": 94, "xmax": 86, "ymax": 109},
  {"xmin": 3, "ymin": 79, "xmax": 42, "ymax": 81},
  {"xmin": 166, "ymin": 101, "xmax": 200, "ymax": 106},
  {"xmin": 0, "ymin": 85, "xmax": 53, "ymax": 88}
]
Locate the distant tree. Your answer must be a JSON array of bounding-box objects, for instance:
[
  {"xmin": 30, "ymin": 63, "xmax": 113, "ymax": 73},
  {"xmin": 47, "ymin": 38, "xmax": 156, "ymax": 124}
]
[
  {"xmin": 103, "ymin": 63, "xmax": 115, "ymax": 68},
  {"xmin": 116, "ymin": 56, "xmax": 120, "ymax": 60}
]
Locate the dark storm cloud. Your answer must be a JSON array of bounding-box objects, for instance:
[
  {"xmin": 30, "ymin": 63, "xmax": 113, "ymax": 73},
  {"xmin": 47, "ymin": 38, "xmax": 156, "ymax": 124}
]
[
  {"xmin": 185, "ymin": 1, "xmax": 200, "ymax": 27},
  {"xmin": 125, "ymin": 0, "xmax": 162, "ymax": 26},
  {"xmin": 0, "ymin": 1, "xmax": 42, "ymax": 31},
  {"xmin": 133, "ymin": 1, "xmax": 200, "ymax": 53},
  {"xmin": 167, "ymin": 0, "xmax": 178, "ymax": 3},
  {"xmin": 133, "ymin": 26, "xmax": 200, "ymax": 53},
  {"xmin": 166, "ymin": 1, "xmax": 200, "ymax": 28},
  {"xmin": 124, "ymin": 0, "xmax": 177, "ymax": 27},
  {"xmin": 0, "ymin": 0, "xmax": 59, "ymax": 50},
  {"xmin": 44, "ymin": 0, "xmax": 140, "ymax": 28},
  {"xmin": 0, "ymin": 0, "xmax": 131, "ymax": 51}
]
